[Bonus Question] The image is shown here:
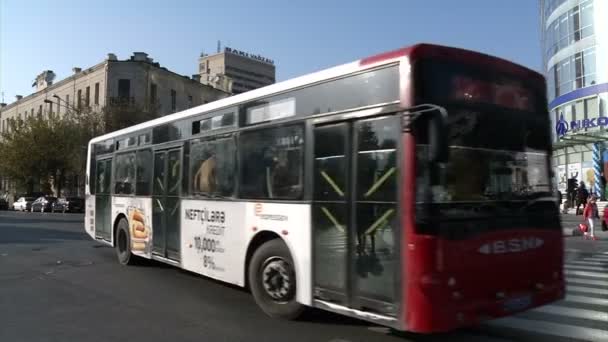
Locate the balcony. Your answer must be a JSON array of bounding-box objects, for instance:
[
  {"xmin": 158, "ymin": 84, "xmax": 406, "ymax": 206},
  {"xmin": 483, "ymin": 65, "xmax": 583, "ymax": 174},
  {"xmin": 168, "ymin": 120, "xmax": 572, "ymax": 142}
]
[{"xmin": 109, "ymin": 97, "xmax": 135, "ymax": 106}]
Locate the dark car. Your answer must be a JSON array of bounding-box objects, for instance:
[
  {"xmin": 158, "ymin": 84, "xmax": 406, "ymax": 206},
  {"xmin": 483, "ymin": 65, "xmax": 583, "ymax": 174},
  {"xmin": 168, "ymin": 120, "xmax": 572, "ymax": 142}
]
[
  {"xmin": 31, "ymin": 196, "xmax": 58, "ymax": 213},
  {"xmin": 0, "ymin": 197, "xmax": 8, "ymax": 210},
  {"xmin": 52, "ymin": 197, "xmax": 84, "ymax": 213}
]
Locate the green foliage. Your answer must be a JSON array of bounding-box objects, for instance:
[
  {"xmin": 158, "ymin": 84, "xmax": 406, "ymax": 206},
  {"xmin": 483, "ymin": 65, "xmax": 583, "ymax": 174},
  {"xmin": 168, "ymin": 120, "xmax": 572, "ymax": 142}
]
[{"xmin": 0, "ymin": 103, "xmax": 159, "ymax": 194}]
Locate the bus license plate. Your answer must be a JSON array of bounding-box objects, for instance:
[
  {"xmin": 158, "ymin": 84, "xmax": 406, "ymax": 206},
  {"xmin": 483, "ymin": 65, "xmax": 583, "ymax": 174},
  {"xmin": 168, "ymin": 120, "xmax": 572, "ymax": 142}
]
[{"xmin": 504, "ymin": 294, "xmax": 532, "ymax": 312}]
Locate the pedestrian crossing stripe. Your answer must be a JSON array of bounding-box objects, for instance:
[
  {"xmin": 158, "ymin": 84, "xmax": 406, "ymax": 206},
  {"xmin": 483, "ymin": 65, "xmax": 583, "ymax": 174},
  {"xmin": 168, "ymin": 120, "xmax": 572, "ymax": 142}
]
[
  {"xmin": 534, "ymin": 304, "xmax": 608, "ymax": 322},
  {"xmin": 569, "ymin": 260, "xmax": 605, "ymax": 266},
  {"xmin": 565, "ymin": 264, "xmax": 607, "ymax": 272},
  {"xmin": 565, "ymin": 269, "xmax": 608, "ymax": 279},
  {"xmin": 567, "ymin": 277, "xmax": 608, "ymax": 286},
  {"xmin": 567, "ymin": 285, "xmax": 608, "ymax": 295},
  {"xmin": 566, "ymin": 294, "xmax": 608, "ymax": 306},
  {"xmin": 487, "ymin": 317, "xmax": 608, "ymax": 342}
]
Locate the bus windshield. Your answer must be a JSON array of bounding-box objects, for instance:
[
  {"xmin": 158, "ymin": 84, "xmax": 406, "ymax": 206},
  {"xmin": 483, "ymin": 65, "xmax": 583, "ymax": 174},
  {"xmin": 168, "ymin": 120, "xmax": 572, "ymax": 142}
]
[{"xmin": 414, "ymin": 59, "xmax": 556, "ymax": 234}]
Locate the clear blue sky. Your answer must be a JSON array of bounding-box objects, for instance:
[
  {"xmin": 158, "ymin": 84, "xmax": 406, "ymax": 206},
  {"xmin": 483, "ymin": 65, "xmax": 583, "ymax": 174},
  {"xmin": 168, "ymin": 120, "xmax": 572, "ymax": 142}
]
[{"xmin": 0, "ymin": 0, "xmax": 541, "ymax": 104}]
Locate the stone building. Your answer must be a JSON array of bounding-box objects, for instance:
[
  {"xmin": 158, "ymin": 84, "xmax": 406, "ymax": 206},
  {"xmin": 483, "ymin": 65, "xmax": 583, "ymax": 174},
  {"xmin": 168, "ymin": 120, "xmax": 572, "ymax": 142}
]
[{"xmin": 0, "ymin": 52, "xmax": 230, "ymax": 195}]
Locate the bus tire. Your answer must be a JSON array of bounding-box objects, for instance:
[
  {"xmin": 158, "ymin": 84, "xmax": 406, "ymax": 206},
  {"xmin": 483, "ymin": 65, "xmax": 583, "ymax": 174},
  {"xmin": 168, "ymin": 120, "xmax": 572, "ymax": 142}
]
[
  {"xmin": 248, "ymin": 239, "xmax": 304, "ymax": 320},
  {"xmin": 115, "ymin": 218, "xmax": 137, "ymax": 266}
]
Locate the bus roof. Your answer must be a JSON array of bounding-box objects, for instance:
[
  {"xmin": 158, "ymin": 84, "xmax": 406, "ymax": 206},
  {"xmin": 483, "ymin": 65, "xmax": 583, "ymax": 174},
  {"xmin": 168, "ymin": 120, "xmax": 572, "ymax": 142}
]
[{"xmin": 89, "ymin": 43, "xmax": 543, "ymax": 145}]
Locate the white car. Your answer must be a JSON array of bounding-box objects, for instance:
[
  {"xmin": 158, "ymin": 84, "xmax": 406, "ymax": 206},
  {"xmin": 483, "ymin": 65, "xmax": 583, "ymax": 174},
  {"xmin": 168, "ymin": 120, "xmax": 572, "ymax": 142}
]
[{"xmin": 13, "ymin": 197, "xmax": 35, "ymax": 211}]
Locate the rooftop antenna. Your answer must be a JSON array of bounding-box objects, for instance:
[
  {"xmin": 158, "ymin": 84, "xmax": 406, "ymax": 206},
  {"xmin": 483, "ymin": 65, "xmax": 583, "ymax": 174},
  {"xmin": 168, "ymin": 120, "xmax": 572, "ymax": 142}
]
[{"xmin": 217, "ymin": 40, "xmax": 221, "ymax": 53}]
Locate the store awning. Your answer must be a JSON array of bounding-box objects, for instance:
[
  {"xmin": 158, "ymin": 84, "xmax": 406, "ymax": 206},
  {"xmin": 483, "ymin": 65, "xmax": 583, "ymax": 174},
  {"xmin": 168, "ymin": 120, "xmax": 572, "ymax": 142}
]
[{"xmin": 554, "ymin": 129, "xmax": 608, "ymax": 148}]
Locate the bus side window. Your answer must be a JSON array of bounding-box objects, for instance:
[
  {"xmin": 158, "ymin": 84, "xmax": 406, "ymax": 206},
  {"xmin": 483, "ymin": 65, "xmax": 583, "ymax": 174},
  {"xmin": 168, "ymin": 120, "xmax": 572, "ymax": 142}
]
[
  {"xmin": 190, "ymin": 137, "xmax": 236, "ymax": 197},
  {"xmin": 135, "ymin": 149, "xmax": 152, "ymax": 196},
  {"xmin": 114, "ymin": 152, "xmax": 136, "ymax": 195},
  {"xmin": 239, "ymin": 125, "xmax": 304, "ymax": 200}
]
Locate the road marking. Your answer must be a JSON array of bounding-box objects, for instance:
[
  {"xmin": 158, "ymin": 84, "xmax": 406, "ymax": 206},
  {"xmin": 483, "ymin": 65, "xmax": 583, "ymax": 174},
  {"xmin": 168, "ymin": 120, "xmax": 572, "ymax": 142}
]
[
  {"xmin": 532, "ymin": 304, "xmax": 608, "ymax": 322},
  {"xmin": 565, "ymin": 294, "xmax": 608, "ymax": 306},
  {"xmin": 565, "ymin": 264, "xmax": 608, "ymax": 272},
  {"xmin": 567, "ymin": 277, "xmax": 608, "ymax": 287},
  {"xmin": 486, "ymin": 317, "xmax": 608, "ymax": 341},
  {"xmin": 585, "ymin": 258, "xmax": 608, "ymax": 264},
  {"xmin": 568, "ymin": 285, "xmax": 608, "ymax": 295},
  {"xmin": 565, "ymin": 270, "xmax": 608, "ymax": 279},
  {"xmin": 569, "ymin": 260, "xmax": 606, "ymax": 266}
]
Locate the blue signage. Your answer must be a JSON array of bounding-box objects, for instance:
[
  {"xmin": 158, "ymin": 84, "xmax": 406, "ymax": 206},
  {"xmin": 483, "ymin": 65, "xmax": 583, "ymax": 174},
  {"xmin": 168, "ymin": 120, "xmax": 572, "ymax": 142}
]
[{"xmin": 556, "ymin": 114, "xmax": 608, "ymax": 137}]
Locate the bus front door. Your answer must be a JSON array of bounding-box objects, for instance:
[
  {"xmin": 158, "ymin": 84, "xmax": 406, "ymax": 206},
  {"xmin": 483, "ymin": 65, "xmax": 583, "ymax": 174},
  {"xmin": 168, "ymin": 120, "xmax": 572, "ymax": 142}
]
[
  {"xmin": 312, "ymin": 114, "xmax": 399, "ymax": 316},
  {"xmin": 152, "ymin": 148, "xmax": 182, "ymax": 261}
]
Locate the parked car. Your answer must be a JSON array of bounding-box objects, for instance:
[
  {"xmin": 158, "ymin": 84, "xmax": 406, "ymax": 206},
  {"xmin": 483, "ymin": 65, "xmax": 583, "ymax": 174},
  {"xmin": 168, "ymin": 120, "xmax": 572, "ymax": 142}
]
[
  {"xmin": 13, "ymin": 197, "xmax": 35, "ymax": 211},
  {"xmin": 31, "ymin": 196, "xmax": 58, "ymax": 213},
  {"xmin": 52, "ymin": 197, "xmax": 84, "ymax": 213}
]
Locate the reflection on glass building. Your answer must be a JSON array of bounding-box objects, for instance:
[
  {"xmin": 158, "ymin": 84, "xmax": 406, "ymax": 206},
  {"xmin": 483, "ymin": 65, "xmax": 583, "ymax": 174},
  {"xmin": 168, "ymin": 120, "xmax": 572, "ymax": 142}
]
[{"xmin": 541, "ymin": 0, "xmax": 608, "ymax": 196}]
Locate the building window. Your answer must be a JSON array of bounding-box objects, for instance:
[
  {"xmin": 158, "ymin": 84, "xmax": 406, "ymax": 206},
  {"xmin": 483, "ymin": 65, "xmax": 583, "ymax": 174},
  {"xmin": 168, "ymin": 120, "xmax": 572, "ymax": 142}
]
[
  {"xmin": 188, "ymin": 95, "xmax": 193, "ymax": 108},
  {"xmin": 49, "ymin": 103, "xmax": 53, "ymax": 116},
  {"xmin": 544, "ymin": 0, "xmax": 594, "ymax": 60},
  {"xmin": 150, "ymin": 83, "xmax": 157, "ymax": 104},
  {"xmin": 118, "ymin": 79, "xmax": 130, "ymax": 99},
  {"xmin": 171, "ymin": 89, "xmax": 176, "ymax": 112},
  {"xmin": 31, "ymin": 108, "xmax": 34, "ymax": 118},
  {"xmin": 550, "ymin": 46, "xmax": 596, "ymax": 99},
  {"xmin": 94, "ymin": 83, "xmax": 100, "ymax": 105},
  {"xmin": 38, "ymin": 105, "xmax": 42, "ymax": 117},
  {"xmin": 85, "ymin": 86, "xmax": 90, "ymax": 107},
  {"xmin": 66, "ymin": 94, "xmax": 70, "ymax": 109},
  {"xmin": 77, "ymin": 89, "xmax": 82, "ymax": 109}
]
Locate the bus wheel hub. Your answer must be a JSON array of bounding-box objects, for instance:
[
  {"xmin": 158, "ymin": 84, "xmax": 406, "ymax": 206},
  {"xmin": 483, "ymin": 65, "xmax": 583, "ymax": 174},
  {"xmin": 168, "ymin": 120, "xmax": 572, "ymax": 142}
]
[{"xmin": 262, "ymin": 257, "xmax": 292, "ymax": 301}]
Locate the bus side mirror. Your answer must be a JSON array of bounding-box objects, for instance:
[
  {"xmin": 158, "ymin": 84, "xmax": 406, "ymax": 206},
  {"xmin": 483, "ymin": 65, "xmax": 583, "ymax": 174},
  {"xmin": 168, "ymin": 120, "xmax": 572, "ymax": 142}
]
[{"xmin": 427, "ymin": 108, "xmax": 449, "ymax": 163}]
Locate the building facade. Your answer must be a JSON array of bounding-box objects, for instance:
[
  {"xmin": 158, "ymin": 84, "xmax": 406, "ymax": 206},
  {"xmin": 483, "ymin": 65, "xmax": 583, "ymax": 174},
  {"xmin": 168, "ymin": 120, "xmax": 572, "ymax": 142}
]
[
  {"xmin": 199, "ymin": 47, "xmax": 276, "ymax": 94},
  {"xmin": 0, "ymin": 52, "xmax": 229, "ymax": 194},
  {"xmin": 540, "ymin": 0, "xmax": 608, "ymax": 196}
]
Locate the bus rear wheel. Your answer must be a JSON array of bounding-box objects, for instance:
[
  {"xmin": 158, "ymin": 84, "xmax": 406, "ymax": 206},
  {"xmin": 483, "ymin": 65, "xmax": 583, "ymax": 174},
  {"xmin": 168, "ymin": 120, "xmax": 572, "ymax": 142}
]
[
  {"xmin": 115, "ymin": 218, "xmax": 137, "ymax": 265},
  {"xmin": 248, "ymin": 239, "xmax": 304, "ymax": 320}
]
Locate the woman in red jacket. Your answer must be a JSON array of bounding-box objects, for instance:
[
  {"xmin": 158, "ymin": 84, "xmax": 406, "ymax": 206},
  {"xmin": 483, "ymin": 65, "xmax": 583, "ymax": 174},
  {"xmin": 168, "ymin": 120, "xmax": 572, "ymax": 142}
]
[{"xmin": 583, "ymin": 195, "xmax": 599, "ymax": 240}]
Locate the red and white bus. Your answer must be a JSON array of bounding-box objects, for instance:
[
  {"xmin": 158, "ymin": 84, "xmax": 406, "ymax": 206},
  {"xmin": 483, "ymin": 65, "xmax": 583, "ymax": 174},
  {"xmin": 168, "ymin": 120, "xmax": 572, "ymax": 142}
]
[{"xmin": 85, "ymin": 43, "xmax": 564, "ymax": 333}]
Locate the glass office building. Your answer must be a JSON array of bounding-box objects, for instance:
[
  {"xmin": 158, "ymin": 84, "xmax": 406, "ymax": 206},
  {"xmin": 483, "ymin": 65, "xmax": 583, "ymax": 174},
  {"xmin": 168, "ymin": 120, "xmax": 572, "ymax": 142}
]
[{"xmin": 541, "ymin": 0, "xmax": 608, "ymax": 195}]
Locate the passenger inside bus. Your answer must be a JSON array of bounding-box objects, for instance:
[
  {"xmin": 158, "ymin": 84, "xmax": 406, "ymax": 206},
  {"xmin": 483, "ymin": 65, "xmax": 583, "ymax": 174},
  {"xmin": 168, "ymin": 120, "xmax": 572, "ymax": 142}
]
[{"xmin": 193, "ymin": 153, "xmax": 217, "ymax": 194}]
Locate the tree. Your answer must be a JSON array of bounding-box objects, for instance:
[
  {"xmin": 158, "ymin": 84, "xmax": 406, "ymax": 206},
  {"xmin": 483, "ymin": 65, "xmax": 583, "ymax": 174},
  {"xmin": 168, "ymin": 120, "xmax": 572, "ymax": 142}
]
[
  {"xmin": 0, "ymin": 115, "xmax": 81, "ymax": 194},
  {"xmin": 0, "ymin": 102, "xmax": 160, "ymax": 196}
]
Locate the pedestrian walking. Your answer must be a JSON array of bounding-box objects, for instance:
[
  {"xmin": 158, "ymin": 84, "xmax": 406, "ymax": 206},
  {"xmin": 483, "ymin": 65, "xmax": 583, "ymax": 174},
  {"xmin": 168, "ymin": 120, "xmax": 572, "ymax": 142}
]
[
  {"xmin": 583, "ymin": 195, "xmax": 599, "ymax": 240},
  {"xmin": 576, "ymin": 182, "xmax": 589, "ymax": 215}
]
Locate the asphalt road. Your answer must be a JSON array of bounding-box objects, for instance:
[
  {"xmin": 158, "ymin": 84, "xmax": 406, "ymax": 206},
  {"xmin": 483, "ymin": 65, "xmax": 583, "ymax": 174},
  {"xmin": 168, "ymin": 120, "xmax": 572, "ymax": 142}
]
[{"xmin": 0, "ymin": 211, "xmax": 607, "ymax": 342}]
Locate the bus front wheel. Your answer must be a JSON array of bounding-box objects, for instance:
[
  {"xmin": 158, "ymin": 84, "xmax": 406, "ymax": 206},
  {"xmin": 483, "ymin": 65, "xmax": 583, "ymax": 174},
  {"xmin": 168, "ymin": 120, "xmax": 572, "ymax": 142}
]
[
  {"xmin": 115, "ymin": 218, "xmax": 137, "ymax": 265},
  {"xmin": 248, "ymin": 239, "xmax": 304, "ymax": 320}
]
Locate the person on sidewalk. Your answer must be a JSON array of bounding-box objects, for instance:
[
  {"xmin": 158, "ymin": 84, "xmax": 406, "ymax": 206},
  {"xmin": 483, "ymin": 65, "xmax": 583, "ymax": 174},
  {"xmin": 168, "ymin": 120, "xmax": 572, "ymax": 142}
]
[
  {"xmin": 576, "ymin": 182, "xmax": 589, "ymax": 215},
  {"xmin": 583, "ymin": 195, "xmax": 599, "ymax": 240}
]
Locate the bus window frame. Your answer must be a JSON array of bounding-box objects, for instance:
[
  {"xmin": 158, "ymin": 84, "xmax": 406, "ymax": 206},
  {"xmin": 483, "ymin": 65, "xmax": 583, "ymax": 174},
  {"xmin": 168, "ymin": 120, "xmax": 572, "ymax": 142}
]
[
  {"xmin": 238, "ymin": 123, "xmax": 306, "ymax": 201},
  {"xmin": 135, "ymin": 148, "xmax": 154, "ymax": 196},
  {"xmin": 188, "ymin": 133, "xmax": 238, "ymax": 199},
  {"xmin": 87, "ymin": 63, "xmax": 402, "ymax": 203},
  {"xmin": 112, "ymin": 151, "xmax": 137, "ymax": 197},
  {"xmin": 94, "ymin": 156, "xmax": 113, "ymax": 196}
]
